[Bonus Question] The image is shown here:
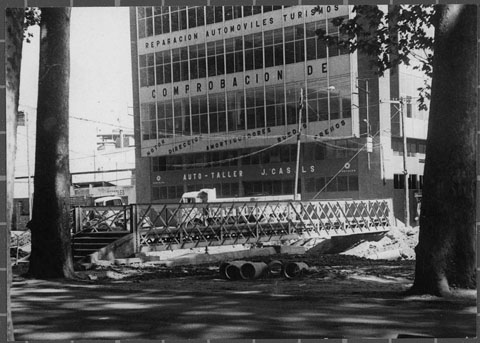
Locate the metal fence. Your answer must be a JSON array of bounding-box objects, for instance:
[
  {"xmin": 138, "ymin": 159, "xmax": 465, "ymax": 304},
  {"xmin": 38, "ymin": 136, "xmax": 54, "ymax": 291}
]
[
  {"xmin": 71, "ymin": 205, "xmax": 133, "ymax": 234},
  {"xmin": 132, "ymin": 199, "xmax": 394, "ymax": 252},
  {"xmin": 71, "ymin": 199, "xmax": 393, "ymax": 253}
]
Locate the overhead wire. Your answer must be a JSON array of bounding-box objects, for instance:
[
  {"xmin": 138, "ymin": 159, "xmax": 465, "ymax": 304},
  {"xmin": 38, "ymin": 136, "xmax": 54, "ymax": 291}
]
[{"xmin": 312, "ymin": 101, "xmax": 403, "ymax": 198}]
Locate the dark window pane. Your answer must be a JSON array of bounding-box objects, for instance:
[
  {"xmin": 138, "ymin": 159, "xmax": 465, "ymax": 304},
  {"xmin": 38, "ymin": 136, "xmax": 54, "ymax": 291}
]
[
  {"xmin": 317, "ymin": 39, "xmax": 327, "ymax": 59},
  {"xmin": 295, "ymin": 40, "xmax": 304, "ymax": 63},
  {"xmin": 208, "ymin": 56, "xmax": 216, "ymax": 77},
  {"xmin": 235, "ymin": 51, "xmax": 243, "ymax": 72},
  {"xmin": 171, "ymin": 11, "xmax": 179, "ymax": 31},
  {"xmin": 225, "ymin": 6, "xmax": 233, "ymax": 20},
  {"xmin": 337, "ymin": 176, "xmax": 348, "ymax": 192},
  {"xmin": 164, "ymin": 65, "xmax": 171, "ymax": 83},
  {"xmin": 146, "ymin": 17, "xmax": 153, "ymax": 36},
  {"xmin": 180, "ymin": 9, "xmax": 187, "ymax": 30},
  {"xmin": 215, "ymin": 6, "xmax": 223, "ymax": 23},
  {"xmin": 206, "ymin": 7, "xmax": 214, "ymax": 24},
  {"xmin": 138, "ymin": 19, "xmax": 146, "ymax": 38},
  {"xmin": 349, "ymin": 176, "xmax": 359, "ymax": 191},
  {"xmin": 233, "ymin": 6, "xmax": 242, "ymax": 19},
  {"xmin": 217, "ymin": 55, "xmax": 224, "ymax": 75},
  {"xmin": 254, "ymin": 48, "xmax": 263, "ymax": 69},
  {"xmin": 275, "ymin": 44, "xmax": 284, "ymax": 66},
  {"xmin": 190, "ymin": 60, "xmax": 198, "ymax": 79},
  {"xmin": 245, "ymin": 50, "xmax": 254, "ymax": 71},
  {"xmin": 196, "ymin": 8, "xmax": 204, "ymax": 26},
  {"xmin": 156, "ymin": 66, "xmax": 164, "ymax": 84},
  {"xmin": 162, "ymin": 14, "xmax": 169, "ymax": 33},
  {"xmin": 285, "ymin": 42, "xmax": 295, "ymax": 64},
  {"xmin": 198, "ymin": 58, "xmax": 206, "ymax": 78},
  {"xmin": 188, "ymin": 8, "xmax": 196, "ymax": 28},
  {"xmin": 226, "ymin": 53, "xmax": 235, "ymax": 74},
  {"xmin": 256, "ymin": 107, "xmax": 265, "ymax": 128}
]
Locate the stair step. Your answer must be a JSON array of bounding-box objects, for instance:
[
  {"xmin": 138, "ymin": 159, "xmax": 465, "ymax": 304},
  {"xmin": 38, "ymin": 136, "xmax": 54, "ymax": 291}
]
[
  {"xmin": 73, "ymin": 238, "xmax": 122, "ymax": 244},
  {"xmin": 74, "ymin": 232, "xmax": 128, "ymax": 238},
  {"xmin": 72, "ymin": 232, "xmax": 129, "ymax": 262}
]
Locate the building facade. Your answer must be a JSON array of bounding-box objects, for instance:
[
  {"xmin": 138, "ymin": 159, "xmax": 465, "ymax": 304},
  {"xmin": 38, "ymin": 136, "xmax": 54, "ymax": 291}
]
[{"xmin": 130, "ymin": 5, "xmax": 429, "ymax": 223}]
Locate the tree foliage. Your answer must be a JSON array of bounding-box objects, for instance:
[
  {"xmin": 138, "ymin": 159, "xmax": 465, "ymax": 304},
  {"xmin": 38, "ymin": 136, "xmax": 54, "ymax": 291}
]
[
  {"xmin": 316, "ymin": 4, "xmax": 477, "ymax": 295},
  {"xmin": 315, "ymin": 5, "xmax": 435, "ymax": 110},
  {"xmin": 23, "ymin": 8, "xmax": 41, "ymax": 42}
]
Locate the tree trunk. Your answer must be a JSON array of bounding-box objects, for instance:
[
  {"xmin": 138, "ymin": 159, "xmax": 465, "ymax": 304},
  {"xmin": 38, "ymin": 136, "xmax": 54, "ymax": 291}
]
[
  {"xmin": 5, "ymin": 8, "xmax": 24, "ymax": 341},
  {"xmin": 27, "ymin": 8, "xmax": 75, "ymax": 279},
  {"xmin": 410, "ymin": 4, "xmax": 477, "ymax": 296}
]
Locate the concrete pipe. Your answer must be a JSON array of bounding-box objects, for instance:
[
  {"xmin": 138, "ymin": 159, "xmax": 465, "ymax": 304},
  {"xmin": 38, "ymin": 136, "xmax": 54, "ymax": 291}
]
[
  {"xmin": 224, "ymin": 261, "xmax": 246, "ymax": 280},
  {"xmin": 283, "ymin": 262, "xmax": 309, "ymax": 279},
  {"xmin": 219, "ymin": 262, "xmax": 230, "ymax": 279},
  {"xmin": 267, "ymin": 260, "xmax": 283, "ymax": 277},
  {"xmin": 240, "ymin": 262, "xmax": 268, "ymax": 280}
]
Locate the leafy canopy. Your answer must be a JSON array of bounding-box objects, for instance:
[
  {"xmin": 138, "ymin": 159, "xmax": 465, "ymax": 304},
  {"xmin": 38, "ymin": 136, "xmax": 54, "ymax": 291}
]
[{"xmin": 315, "ymin": 5, "xmax": 435, "ymax": 110}]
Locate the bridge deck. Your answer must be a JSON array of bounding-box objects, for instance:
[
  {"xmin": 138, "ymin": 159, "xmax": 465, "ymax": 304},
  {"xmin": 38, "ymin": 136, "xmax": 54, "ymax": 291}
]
[{"xmin": 72, "ymin": 199, "xmax": 394, "ymax": 253}]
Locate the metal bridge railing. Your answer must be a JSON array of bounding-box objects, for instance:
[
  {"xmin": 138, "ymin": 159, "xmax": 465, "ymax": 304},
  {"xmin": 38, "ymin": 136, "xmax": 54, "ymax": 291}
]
[
  {"xmin": 133, "ymin": 199, "xmax": 394, "ymax": 252},
  {"xmin": 71, "ymin": 205, "xmax": 133, "ymax": 235}
]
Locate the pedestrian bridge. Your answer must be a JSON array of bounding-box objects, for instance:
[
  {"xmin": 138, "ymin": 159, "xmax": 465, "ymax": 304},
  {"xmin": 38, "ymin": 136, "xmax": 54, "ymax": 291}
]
[{"xmin": 72, "ymin": 199, "xmax": 394, "ymax": 254}]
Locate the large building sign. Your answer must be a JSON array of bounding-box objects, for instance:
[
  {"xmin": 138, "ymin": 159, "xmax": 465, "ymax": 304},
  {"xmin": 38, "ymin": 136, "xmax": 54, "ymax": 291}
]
[
  {"xmin": 138, "ymin": 5, "xmax": 346, "ymax": 53},
  {"xmin": 143, "ymin": 118, "xmax": 352, "ymax": 157},
  {"xmin": 152, "ymin": 158, "xmax": 358, "ymax": 186}
]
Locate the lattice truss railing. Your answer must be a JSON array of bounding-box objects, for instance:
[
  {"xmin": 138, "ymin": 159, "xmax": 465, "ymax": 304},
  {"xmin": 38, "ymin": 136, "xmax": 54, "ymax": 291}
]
[
  {"xmin": 135, "ymin": 199, "xmax": 393, "ymax": 250},
  {"xmin": 72, "ymin": 205, "xmax": 131, "ymax": 233}
]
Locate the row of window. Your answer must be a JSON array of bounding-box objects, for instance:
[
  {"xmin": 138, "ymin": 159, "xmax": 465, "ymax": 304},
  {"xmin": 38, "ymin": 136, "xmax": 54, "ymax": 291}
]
[
  {"xmin": 305, "ymin": 175, "xmax": 359, "ymax": 193},
  {"xmin": 141, "ymin": 80, "xmax": 351, "ymax": 140},
  {"xmin": 151, "ymin": 141, "xmax": 358, "ymax": 172},
  {"xmin": 391, "ymin": 138, "xmax": 427, "ymax": 157},
  {"xmin": 393, "ymin": 174, "xmax": 423, "ymax": 190},
  {"xmin": 152, "ymin": 185, "xmax": 185, "ymax": 200},
  {"xmin": 151, "ymin": 174, "xmax": 358, "ymax": 201},
  {"xmin": 138, "ymin": 6, "xmax": 287, "ymax": 38},
  {"xmin": 139, "ymin": 20, "xmax": 348, "ymax": 87}
]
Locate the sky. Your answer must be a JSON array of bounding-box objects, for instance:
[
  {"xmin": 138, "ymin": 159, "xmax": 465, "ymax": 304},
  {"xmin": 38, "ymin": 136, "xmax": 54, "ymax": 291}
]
[{"xmin": 17, "ymin": 7, "xmax": 134, "ymax": 179}]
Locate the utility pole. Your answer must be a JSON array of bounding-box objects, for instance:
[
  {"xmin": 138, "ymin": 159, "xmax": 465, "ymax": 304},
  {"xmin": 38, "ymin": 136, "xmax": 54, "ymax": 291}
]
[
  {"xmin": 25, "ymin": 111, "xmax": 32, "ymax": 219},
  {"xmin": 294, "ymin": 88, "xmax": 304, "ymax": 201},
  {"xmin": 364, "ymin": 80, "xmax": 372, "ymax": 170},
  {"xmin": 400, "ymin": 97, "xmax": 410, "ymax": 226},
  {"xmin": 380, "ymin": 97, "xmax": 409, "ymax": 226}
]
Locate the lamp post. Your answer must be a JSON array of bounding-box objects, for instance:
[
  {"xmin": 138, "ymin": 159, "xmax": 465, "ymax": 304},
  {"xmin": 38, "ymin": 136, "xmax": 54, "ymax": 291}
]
[
  {"xmin": 294, "ymin": 86, "xmax": 335, "ymax": 200},
  {"xmin": 399, "ymin": 97, "xmax": 409, "ymax": 226},
  {"xmin": 363, "ymin": 119, "xmax": 372, "ymax": 170},
  {"xmin": 293, "ymin": 88, "xmax": 304, "ymax": 201},
  {"xmin": 381, "ymin": 98, "xmax": 409, "ymax": 226}
]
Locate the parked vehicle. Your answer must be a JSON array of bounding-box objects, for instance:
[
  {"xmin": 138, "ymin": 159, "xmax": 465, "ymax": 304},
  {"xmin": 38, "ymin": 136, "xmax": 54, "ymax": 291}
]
[
  {"xmin": 83, "ymin": 196, "xmax": 128, "ymax": 232},
  {"xmin": 178, "ymin": 188, "xmax": 299, "ymax": 226}
]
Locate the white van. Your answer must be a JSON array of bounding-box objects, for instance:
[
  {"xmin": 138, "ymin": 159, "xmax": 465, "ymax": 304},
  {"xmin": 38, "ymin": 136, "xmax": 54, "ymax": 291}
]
[{"xmin": 94, "ymin": 196, "xmax": 124, "ymax": 207}]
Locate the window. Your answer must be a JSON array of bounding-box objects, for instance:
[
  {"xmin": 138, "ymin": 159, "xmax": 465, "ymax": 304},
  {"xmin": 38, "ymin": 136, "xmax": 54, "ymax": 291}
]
[
  {"xmin": 191, "ymin": 96, "xmax": 208, "ymax": 134},
  {"xmin": 174, "ymin": 98, "xmax": 191, "ymax": 135},
  {"xmin": 227, "ymin": 90, "xmax": 245, "ymax": 132},
  {"xmin": 138, "ymin": 7, "xmax": 154, "ymax": 38},
  {"xmin": 394, "ymin": 174, "xmax": 405, "ymax": 189},
  {"xmin": 245, "ymin": 87, "xmax": 265, "ymax": 129},
  {"xmin": 337, "ymin": 176, "xmax": 348, "ymax": 192},
  {"xmin": 141, "ymin": 103, "xmax": 156, "ymax": 141},
  {"xmin": 406, "ymin": 96, "xmax": 413, "ymax": 118},
  {"xmin": 208, "ymin": 93, "xmax": 227, "ymax": 134},
  {"xmin": 139, "ymin": 53, "xmax": 155, "ymax": 87}
]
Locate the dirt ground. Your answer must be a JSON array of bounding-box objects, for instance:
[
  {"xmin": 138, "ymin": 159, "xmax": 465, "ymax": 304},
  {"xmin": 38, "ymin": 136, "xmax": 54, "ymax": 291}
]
[{"xmin": 11, "ymin": 250, "xmax": 476, "ymax": 341}]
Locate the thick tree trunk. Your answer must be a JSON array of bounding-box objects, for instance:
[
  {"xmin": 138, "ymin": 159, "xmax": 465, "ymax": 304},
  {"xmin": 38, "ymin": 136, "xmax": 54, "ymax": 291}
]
[
  {"xmin": 5, "ymin": 8, "xmax": 24, "ymax": 341},
  {"xmin": 410, "ymin": 5, "xmax": 477, "ymax": 296},
  {"xmin": 27, "ymin": 8, "xmax": 75, "ymax": 279}
]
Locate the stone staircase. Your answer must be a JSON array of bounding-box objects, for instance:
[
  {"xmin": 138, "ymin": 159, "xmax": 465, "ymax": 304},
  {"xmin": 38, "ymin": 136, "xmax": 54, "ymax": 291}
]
[{"xmin": 72, "ymin": 231, "xmax": 129, "ymax": 262}]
